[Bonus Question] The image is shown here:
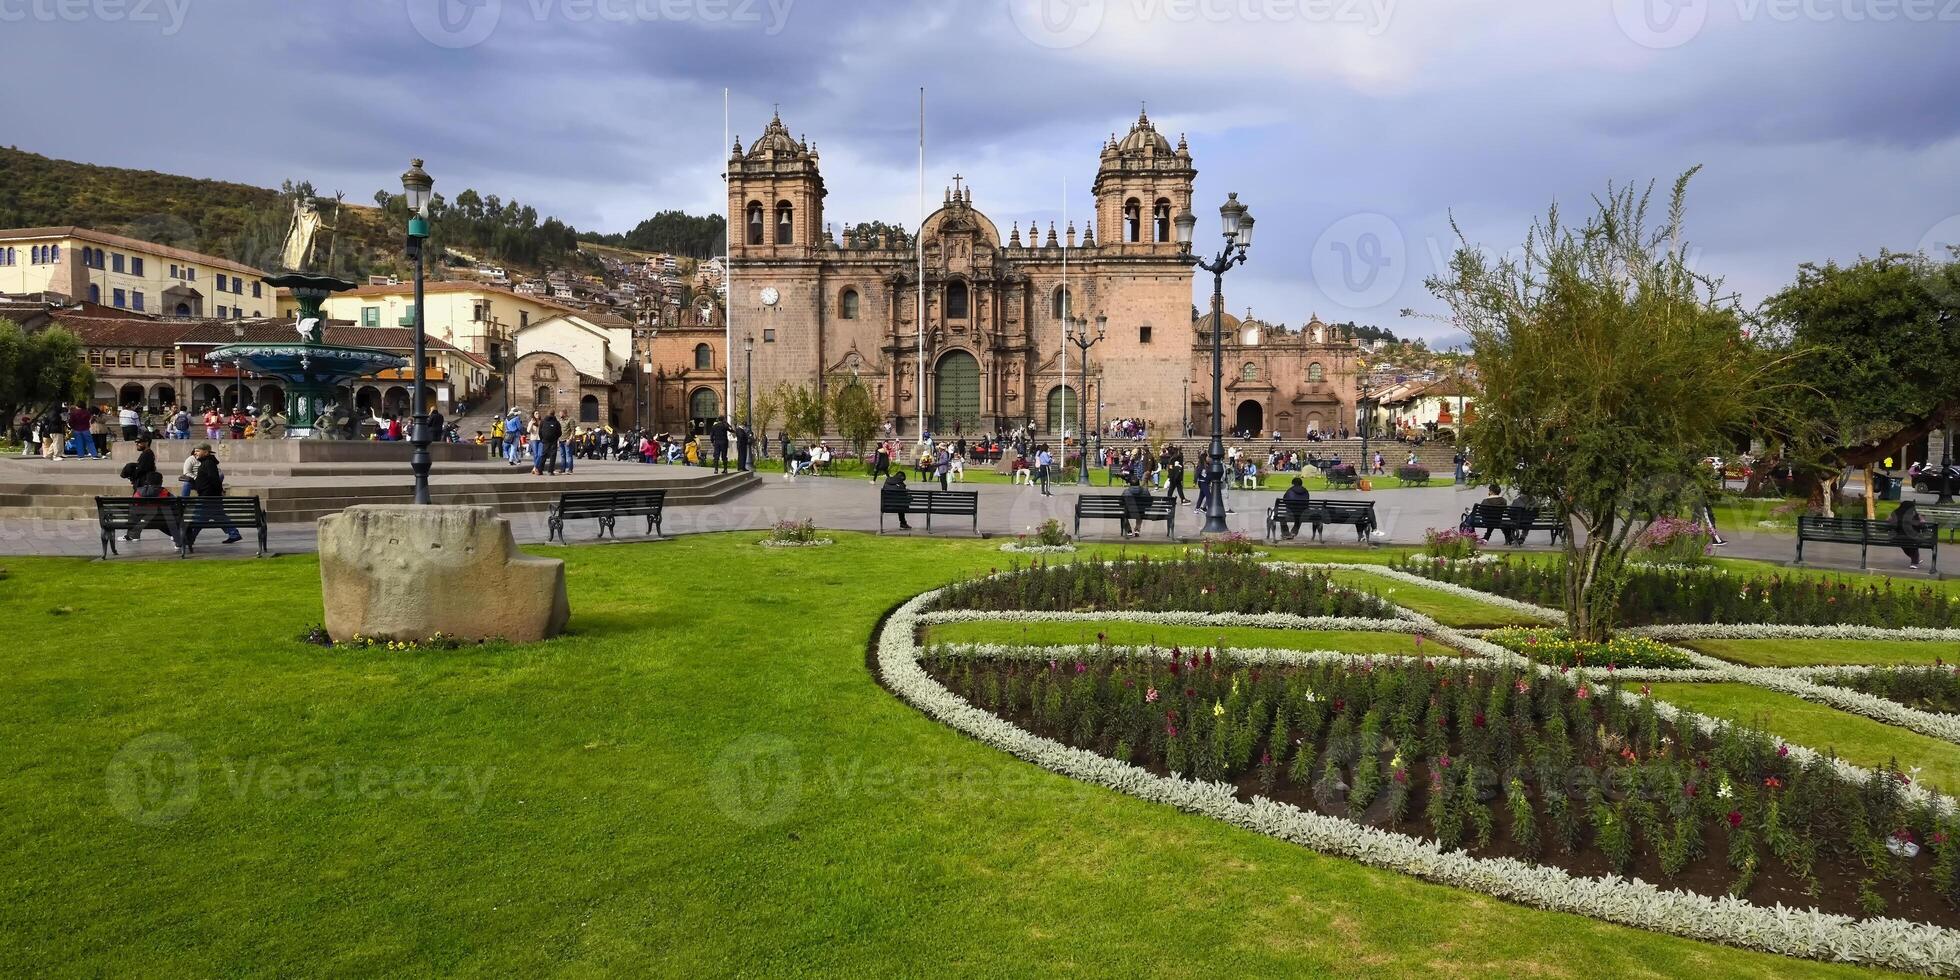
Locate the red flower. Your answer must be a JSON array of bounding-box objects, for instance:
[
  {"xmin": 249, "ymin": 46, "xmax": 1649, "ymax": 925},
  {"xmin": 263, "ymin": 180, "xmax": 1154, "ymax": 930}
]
[
  {"xmin": 1393, "ymin": 768, "xmax": 1408, "ymax": 784},
  {"xmin": 1776, "ymin": 744, "xmax": 1789, "ymax": 758},
  {"xmin": 1472, "ymin": 712, "xmax": 1487, "ymax": 729},
  {"xmin": 1727, "ymin": 811, "xmax": 1743, "ymax": 829},
  {"xmin": 1684, "ymin": 784, "xmax": 1699, "ymax": 798},
  {"xmin": 1333, "ymin": 699, "xmax": 1346, "ymax": 713},
  {"xmin": 1763, "ymin": 776, "xmax": 1782, "ymax": 790}
]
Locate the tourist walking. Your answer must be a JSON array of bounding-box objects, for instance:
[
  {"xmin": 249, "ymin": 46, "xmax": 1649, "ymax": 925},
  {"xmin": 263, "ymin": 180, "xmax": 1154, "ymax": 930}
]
[
  {"xmin": 504, "ymin": 411, "xmax": 526, "ymax": 465},
  {"xmin": 869, "ymin": 442, "xmax": 891, "ymax": 483},
  {"xmin": 187, "ymin": 443, "xmax": 242, "ymax": 546},
  {"xmin": 120, "ymin": 435, "xmax": 158, "ymax": 494},
  {"xmin": 933, "ymin": 443, "xmax": 951, "ymax": 491},
  {"xmin": 1035, "ymin": 445, "xmax": 1054, "ymax": 496},
  {"xmin": 1165, "ymin": 456, "xmax": 1187, "ymax": 503},
  {"xmin": 1889, "ymin": 500, "xmax": 1930, "ymax": 570},
  {"xmin": 118, "ymin": 403, "xmax": 141, "ymax": 443},
  {"xmin": 557, "ymin": 414, "xmax": 576, "ymax": 474}
]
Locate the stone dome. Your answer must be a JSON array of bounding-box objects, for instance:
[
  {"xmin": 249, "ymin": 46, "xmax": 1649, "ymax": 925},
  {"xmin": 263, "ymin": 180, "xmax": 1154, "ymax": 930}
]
[
  {"xmin": 1116, "ymin": 110, "xmax": 1173, "ymax": 154},
  {"xmin": 746, "ymin": 111, "xmax": 807, "ymax": 157}
]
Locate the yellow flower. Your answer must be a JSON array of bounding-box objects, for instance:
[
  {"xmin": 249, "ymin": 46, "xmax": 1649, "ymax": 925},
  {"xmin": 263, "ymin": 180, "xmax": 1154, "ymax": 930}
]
[{"xmin": 1213, "ymin": 700, "xmax": 1225, "ymax": 718}]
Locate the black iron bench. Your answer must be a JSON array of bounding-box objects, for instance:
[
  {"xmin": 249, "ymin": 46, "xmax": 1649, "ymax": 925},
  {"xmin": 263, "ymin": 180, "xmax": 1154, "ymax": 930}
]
[
  {"xmin": 1074, "ymin": 493, "xmax": 1177, "ymax": 539},
  {"xmin": 96, "ymin": 496, "xmax": 186, "ymax": 559},
  {"xmin": 879, "ymin": 488, "xmax": 979, "ymax": 534},
  {"xmin": 1918, "ymin": 504, "xmax": 1960, "ymax": 543},
  {"xmin": 1303, "ymin": 500, "xmax": 1378, "ymax": 543},
  {"xmin": 1797, "ymin": 515, "xmax": 1938, "ymax": 571},
  {"xmin": 180, "ymin": 496, "xmax": 269, "ymax": 557},
  {"xmin": 1462, "ymin": 503, "xmax": 1563, "ymax": 545},
  {"xmin": 548, "ymin": 488, "xmax": 667, "ymax": 542},
  {"xmin": 1266, "ymin": 498, "xmax": 1317, "ymax": 541}
]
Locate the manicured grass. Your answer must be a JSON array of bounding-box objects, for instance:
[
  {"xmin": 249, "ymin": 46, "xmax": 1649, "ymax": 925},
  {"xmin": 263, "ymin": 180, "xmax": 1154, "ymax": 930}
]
[
  {"xmin": 0, "ymin": 536, "xmax": 1892, "ymax": 976},
  {"xmin": 1326, "ymin": 569, "xmax": 1553, "ymax": 628},
  {"xmin": 1711, "ymin": 497, "xmax": 1908, "ymax": 536},
  {"xmin": 925, "ymin": 620, "xmax": 1448, "ymax": 656},
  {"xmin": 1648, "ymin": 682, "xmax": 1960, "ymax": 792},
  {"xmin": 1686, "ymin": 637, "xmax": 1960, "ymax": 668}
]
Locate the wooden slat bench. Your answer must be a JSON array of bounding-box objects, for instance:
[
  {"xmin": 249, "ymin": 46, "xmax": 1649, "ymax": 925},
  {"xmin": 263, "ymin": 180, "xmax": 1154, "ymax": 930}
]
[
  {"xmin": 1797, "ymin": 515, "xmax": 1938, "ymax": 571},
  {"xmin": 1074, "ymin": 494, "xmax": 1177, "ymax": 539},
  {"xmin": 878, "ymin": 488, "xmax": 979, "ymax": 534},
  {"xmin": 547, "ymin": 489, "xmax": 667, "ymax": 542}
]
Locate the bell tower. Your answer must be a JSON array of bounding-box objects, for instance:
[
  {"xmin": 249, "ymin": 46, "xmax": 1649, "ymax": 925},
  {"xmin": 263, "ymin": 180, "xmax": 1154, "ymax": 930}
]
[
  {"xmin": 727, "ymin": 110, "xmax": 827, "ymax": 261},
  {"xmin": 1091, "ymin": 108, "xmax": 1196, "ymax": 257}
]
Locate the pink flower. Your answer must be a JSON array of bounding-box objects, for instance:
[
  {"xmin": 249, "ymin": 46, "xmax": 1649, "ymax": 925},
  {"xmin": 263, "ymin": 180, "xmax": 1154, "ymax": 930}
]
[
  {"xmin": 1727, "ymin": 811, "xmax": 1743, "ymax": 829},
  {"xmin": 1640, "ymin": 684, "xmax": 1652, "ymax": 696},
  {"xmin": 1776, "ymin": 744, "xmax": 1789, "ymax": 758},
  {"xmin": 1575, "ymin": 685, "xmax": 1591, "ymax": 700},
  {"xmin": 1145, "ymin": 688, "xmax": 1159, "ymax": 703}
]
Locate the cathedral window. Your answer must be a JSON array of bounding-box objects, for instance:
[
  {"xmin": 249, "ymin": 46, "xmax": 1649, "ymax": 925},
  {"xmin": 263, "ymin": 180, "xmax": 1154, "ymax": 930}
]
[
  {"xmin": 775, "ymin": 201, "xmax": 794, "ymax": 244},
  {"xmin": 1308, "ymin": 362, "xmax": 1325, "ymax": 383},
  {"xmin": 1124, "ymin": 198, "xmax": 1141, "ymax": 243},
  {"xmin": 840, "ymin": 288, "xmax": 859, "ymax": 319},
  {"xmin": 945, "ymin": 281, "xmax": 968, "ymax": 319},
  {"xmin": 694, "ymin": 343, "xmax": 714, "ymax": 370},
  {"xmin": 746, "ymin": 202, "xmax": 764, "ymax": 246},
  {"xmin": 1242, "ymin": 362, "xmax": 1259, "ymax": 381},
  {"xmin": 1051, "ymin": 285, "xmax": 1072, "ymax": 319},
  {"xmin": 1154, "ymin": 199, "xmax": 1171, "ymax": 242}
]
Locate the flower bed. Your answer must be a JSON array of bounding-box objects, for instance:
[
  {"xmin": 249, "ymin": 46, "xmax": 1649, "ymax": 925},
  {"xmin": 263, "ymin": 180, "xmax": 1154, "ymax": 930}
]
[
  {"xmin": 1484, "ymin": 627, "xmax": 1696, "ymax": 670},
  {"xmin": 760, "ymin": 518, "xmax": 832, "ymax": 547},
  {"xmin": 921, "ymin": 645, "xmax": 1960, "ymax": 931},
  {"xmin": 932, "ymin": 555, "xmax": 1397, "ymax": 620},
  {"xmin": 1395, "ymin": 556, "xmax": 1960, "ymax": 628},
  {"xmin": 1634, "ymin": 516, "xmax": 1714, "ymax": 566},
  {"xmin": 1423, "ymin": 527, "xmax": 1483, "ymax": 561},
  {"xmin": 879, "ymin": 575, "xmax": 1960, "ymax": 971},
  {"xmin": 1814, "ymin": 666, "xmax": 1960, "ymax": 716}
]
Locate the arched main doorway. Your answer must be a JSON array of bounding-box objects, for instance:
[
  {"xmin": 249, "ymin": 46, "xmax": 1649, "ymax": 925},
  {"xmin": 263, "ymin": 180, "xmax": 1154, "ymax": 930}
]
[
  {"xmin": 579, "ymin": 394, "xmax": 600, "ymax": 423},
  {"xmin": 1045, "ymin": 385, "xmax": 1078, "ymax": 435},
  {"xmin": 689, "ymin": 386, "xmax": 720, "ymax": 435},
  {"xmin": 933, "ymin": 350, "xmax": 981, "ymax": 433},
  {"xmin": 193, "ymin": 384, "xmax": 221, "ymax": 410},
  {"xmin": 1235, "ymin": 399, "xmax": 1263, "ymax": 436},
  {"xmin": 151, "ymin": 384, "xmax": 176, "ymax": 410},
  {"xmin": 119, "ymin": 383, "xmax": 145, "ymax": 407}
]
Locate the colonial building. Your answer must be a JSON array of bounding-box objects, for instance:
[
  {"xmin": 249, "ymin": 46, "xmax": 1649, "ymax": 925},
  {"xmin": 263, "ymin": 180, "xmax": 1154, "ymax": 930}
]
[
  {"xmin": 720, "ymin": 109, "xmax": 1361, "ymax": 439},
  {"xmin": 0, "ymin": 227, "xmax": 274, "ymax": 319},
  {"xmin": 510, "ymin": 310, "xmax": 635, "ymax": 425}
]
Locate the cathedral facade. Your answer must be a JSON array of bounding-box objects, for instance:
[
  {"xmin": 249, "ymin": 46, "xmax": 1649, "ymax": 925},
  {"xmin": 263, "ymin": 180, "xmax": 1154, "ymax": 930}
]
[{"xmin": 718, "ymin": 109, "xmax": 1360, "ymax": 439}]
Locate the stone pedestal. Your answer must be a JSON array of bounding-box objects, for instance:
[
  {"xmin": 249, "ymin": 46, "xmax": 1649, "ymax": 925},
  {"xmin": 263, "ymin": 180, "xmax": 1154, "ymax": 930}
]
[{"xmin": 319, "ymin": 505, "xmax": 568, "ymax": 643}]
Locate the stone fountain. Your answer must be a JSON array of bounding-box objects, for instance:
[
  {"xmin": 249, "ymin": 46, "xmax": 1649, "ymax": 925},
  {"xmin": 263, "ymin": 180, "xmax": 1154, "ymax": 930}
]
[{"xmin": 201, "ymin": 273, "xmax": 408, "ymax": 438}]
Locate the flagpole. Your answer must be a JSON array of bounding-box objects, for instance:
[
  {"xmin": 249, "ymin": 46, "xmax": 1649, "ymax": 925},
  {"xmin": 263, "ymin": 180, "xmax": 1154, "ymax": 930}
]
[
  {"xmin": 1061, "ymin": 177, "xmax": 1068, "ymax": 456},
  {"xmin": 916, "ymin": 86, "xmax": 926, "ymax": 444},
  {"xmin": 724, "ymin": 88, "xmax": 735, "ymax": 425}
]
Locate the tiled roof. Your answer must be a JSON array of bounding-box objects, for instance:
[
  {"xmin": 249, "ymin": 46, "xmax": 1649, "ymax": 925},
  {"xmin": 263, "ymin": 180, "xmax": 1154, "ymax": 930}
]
[
  {"xmin": 0, "ymin": 226, "xmax": 269, "ymax": 277},
  {"xmin": 57, "ymin": 317, "xmax": 202, "ymax": 347},
  {"xmin": 335, "ymin": 280, "xmax": 585, "ymax": 315},
  {"xmin": 57, "ymin": 315, "xmax": 463, "ymax": 354}
]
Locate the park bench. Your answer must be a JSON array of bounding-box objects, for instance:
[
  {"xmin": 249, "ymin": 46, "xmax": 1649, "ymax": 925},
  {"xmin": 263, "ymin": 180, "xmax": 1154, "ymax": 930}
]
[
  {"xmin": 1074, "ymin": 493, "xmax": 1178, "ymax": 539},
  {"xmin": 95, "ymin": 496, "xmax": 185, "ymax": 559},
  {"xmin": 878, "ymin": 488, "xmax": 979, "ymax": 534},
  {"xmin": 180, "ymin": 496, "xmax": 270, "ymax": 557},
  {"xmin": 1271, "ymin": 499, "xmax": 1378, "ymax": 544},
  {"xmin": 1796, "ymin": 515, "xmax": 1938, "ymax": 571},
  {"xmin": 1462, "ymin": 504, "xmax": 1564, "ymax": 545},
  {"xmin": 1918, "ymin": 504, "xmax": 1960, "ymax": 543},
  {"xmin": 547, "ymin": 489, "xmax": 667, "ymax": 542}
]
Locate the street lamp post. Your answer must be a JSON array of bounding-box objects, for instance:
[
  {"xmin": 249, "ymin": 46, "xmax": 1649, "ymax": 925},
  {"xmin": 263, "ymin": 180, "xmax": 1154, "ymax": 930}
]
[
  {"xmin": 1174, "ymin": 194, "xmax": 1254, "ymax": 534},
  {"xmin": 401, "ymin": 158, "xmax": 435, "ymax": 505},
  {"xmin": 1066, "ymin": 313, "xmax": 1105, "ymax": 485},
  {"xmin": 742, "ymin": 332, "xmax": 755, "ymax": 470},
  {"xmin": 1358, "ymin": 394, "xmax": 1378, "ymax": 476}
]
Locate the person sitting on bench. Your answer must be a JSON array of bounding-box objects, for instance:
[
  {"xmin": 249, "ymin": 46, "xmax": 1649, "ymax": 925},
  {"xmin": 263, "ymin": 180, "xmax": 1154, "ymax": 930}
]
[
  {"xmin": 1477, "ymin": 485, "xmax": 1508, "ymax": 541},
  {"xmin": 1277, "ymin": 476, "xmax": 1312, "ymax": 540}
]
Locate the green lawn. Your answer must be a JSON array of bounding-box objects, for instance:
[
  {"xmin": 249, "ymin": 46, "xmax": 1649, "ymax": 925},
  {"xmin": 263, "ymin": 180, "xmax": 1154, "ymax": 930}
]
[
  {"xmin": 1648, "ymin": 682, "xmax": 1960, "ymax": 792},
  {"xmin": 0, "ymin": 536, "xmax": 1896, "ymax": 976},
  {"xmin": 1686, "ymin": 638, "xmax": 1960, "ymax": 668},
  {"xmin": 1711, "ymin": 497, "xmax": 1907, "ymax": 536},
  {"xmin": 925, "ymin": 620, "xmax": 1447, "ymax": 656},
  {"xmin": 1326, "ymin": 569, "xmax": 1554, "ymax": 628}
]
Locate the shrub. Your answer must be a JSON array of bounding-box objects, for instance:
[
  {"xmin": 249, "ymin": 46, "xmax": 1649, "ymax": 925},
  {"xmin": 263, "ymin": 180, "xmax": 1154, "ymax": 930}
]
[
  {"xmin": 1815, "ymin": 666, "xmax": 1960, "ymax": 714},
  {"xmin": 1423, "ymin": 527, "xmax": 1482, "ymax": 561},
  {"xmin": 1636, "ymin": 516, "xmax": 1714, "ymax": 566},
  {"xmin": 1484, "ymin": 627, "xmax": 1694, "ymax": 669},
  {"xmin": 933, "ymin": 555, "xmax": 1395, "ymax": 619},
  {"xmin": 1017, "ymin": 518, "xmax": 1072, "ymax": 548},
  {"xmin": 1396, "ymin": 465, "xmax": 1431, "ymax": 484},
  {"xmin": 767, "ymin": 519, "xmax": 821, "ymax": 543},
  {"xmin": 1202, "ymin": 532, "xmax": 1258, "ymax": 558}
]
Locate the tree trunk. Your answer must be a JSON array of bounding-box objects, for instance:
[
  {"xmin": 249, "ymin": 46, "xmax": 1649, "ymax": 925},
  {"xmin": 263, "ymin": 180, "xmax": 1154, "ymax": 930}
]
[
  {"xmin": 1864, "ymin": 464, "xmax": 1877, "ymax": 520},
  {"xmin": 1564, "ymin": 516, "xmax": 1619, "ymax": 644}
]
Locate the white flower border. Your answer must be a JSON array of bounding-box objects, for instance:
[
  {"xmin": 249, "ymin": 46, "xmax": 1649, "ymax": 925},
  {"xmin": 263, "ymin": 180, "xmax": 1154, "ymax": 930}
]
[
  {"xmin": 758, "ymin": 538, "xmax": 835, "ymax": 548},
  {"xmin": 1632, "ymin": 623, "xmax": 1960, "ymax": 643},
  {"xmin": 999, "ymin": 543, "xmax": 1079, "ymax": 554},
  {"xmin": 880, "ymin": 566, "xmax": 1960, "ymax": 973}
]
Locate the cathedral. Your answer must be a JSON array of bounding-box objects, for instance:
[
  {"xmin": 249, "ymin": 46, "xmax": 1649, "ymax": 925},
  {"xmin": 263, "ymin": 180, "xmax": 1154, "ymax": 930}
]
[{"xmin": 716, "ymin": 109, "xmax": 1361, "ymax": 439}]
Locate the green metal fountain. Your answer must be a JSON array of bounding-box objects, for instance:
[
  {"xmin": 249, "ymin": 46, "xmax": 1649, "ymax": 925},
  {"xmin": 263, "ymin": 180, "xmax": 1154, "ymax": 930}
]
[{"xmin": 202, "ymin": 273, "xmax": 409, "ymax": 437}]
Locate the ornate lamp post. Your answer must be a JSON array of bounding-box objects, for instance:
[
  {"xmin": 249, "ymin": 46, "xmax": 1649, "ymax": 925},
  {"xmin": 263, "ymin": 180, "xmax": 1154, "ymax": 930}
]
[
  {"xmin": 742, "ymin": 332, "xmax": 755, "ymax": 470},
  {"xmin": 231, "ymin": 321, "xmax": 246, "ymax": 417},
  {"xmin": 400, "ymin": 159, "xmax": 435, "ymax": 504},
  {"xmin": 1358, "ymin": 393, "xmax": 1379, "ymax": 475},
  {"xmin": 1175, "ymin": 194, "xmax": 1254, "ymax": 534},
  {"xmin": 1066, "ymin": 312, "xmax": 1105, "ymax": 484}
]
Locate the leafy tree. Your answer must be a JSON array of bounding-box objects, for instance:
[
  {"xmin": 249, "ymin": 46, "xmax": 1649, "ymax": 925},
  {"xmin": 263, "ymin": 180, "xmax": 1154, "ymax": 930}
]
[
  {"xmin": 777, "ymin": 382, "xmax": 825, "ymax": 446},
  {"xmin": 601, "ymin": 210, "xmax": 727, "ymax": 258},
  {"xmin": 829, "ymin": 376, "xmax": 880, "ymax": 455},
  {"xmin": 749, "ymin": 384, "xmax": 781, "ymax": 436},
  {"xmin": 1427, "ymin": 170, "xmax": 1787, "ymax": 641},
  {"xmin": 1754, "ymin": 250, "xmax": 1960, "ymax": 514}
]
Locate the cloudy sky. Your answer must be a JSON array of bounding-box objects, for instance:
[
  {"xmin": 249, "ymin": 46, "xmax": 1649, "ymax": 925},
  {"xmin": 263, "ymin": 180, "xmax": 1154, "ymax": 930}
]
[{"xmin": 3, "ymin": 0, "xmax": 1957, "ymax": 343}]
